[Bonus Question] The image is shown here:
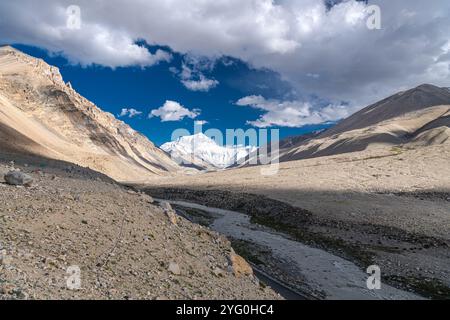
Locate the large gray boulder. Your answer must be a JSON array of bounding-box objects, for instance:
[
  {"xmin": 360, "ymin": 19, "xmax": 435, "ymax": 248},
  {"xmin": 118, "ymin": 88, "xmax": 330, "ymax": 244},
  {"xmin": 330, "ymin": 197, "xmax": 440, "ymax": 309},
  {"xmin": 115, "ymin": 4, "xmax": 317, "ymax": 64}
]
[{"xmin": 4, "ymin": 171, "xmax": 33, "ymax": 186}]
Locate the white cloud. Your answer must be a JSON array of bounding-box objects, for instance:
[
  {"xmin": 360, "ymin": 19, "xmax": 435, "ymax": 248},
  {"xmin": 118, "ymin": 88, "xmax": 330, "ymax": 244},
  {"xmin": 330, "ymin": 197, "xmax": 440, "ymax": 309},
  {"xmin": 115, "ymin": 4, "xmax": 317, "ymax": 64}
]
[
  {"xmin": 0, "ymin": 1, "xmax": 172, "ymax": 68},
  {"xmin": 1, "ymin": 0, "xmax": 449, "ymax": 109},
  {"xmin": 236, "ymin": 95, "xmax": 353, "ymax": 128},
  {"xmin": 236, "ymin": 95, "xmax": 267, "ymax": 106},
  {"xmin": 181, "ymin": 76, "xmax": 219, "ymax": 92},
  {"xmin": 119, "ymin": 108, "xmax": 143, "ymax": 118},
  {"xmin": 150, "ymin": 100, "xmax": 200, "ymax": 122},
  {"xmin": 194, "ymin": 120, "xmax": 209, "ymax": 125},
  {"xmin": 175, "ymin": 57, "xmax": 219, "ymax": 92}
]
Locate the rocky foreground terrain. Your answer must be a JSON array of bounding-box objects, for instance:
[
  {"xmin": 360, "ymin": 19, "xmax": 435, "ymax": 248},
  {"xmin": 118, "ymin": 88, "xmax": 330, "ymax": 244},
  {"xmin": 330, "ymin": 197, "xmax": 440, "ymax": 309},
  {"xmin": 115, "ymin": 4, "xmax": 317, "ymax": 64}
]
[
  {"xmin": 0, "ymin": 153, "xmax": 278, "ymax": 300},
  {"xmin": 142, "ymin": 144, "xmax": 450, "ymax": 299}
]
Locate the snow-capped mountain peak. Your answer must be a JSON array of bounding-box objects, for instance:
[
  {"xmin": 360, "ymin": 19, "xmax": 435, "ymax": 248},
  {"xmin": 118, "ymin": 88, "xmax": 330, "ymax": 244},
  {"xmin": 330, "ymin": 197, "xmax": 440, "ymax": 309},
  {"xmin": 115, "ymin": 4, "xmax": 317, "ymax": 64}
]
[{"xmin": 161, "ymin": 133, "xmax": 257, "ymax": 169}]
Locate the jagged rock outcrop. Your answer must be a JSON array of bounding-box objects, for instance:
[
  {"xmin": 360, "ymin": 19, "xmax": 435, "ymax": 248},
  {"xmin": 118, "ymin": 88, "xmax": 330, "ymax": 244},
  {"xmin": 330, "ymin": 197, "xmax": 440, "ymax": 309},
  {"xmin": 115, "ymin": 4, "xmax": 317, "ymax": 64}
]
[{"xmin": 0, "ymin": 46, "xmax": 181, "ymax": 182}]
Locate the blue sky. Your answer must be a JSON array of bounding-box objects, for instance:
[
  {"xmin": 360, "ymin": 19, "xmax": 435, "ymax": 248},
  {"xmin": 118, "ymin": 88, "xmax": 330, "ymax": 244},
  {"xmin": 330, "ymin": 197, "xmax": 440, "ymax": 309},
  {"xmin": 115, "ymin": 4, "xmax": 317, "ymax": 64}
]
[
  {"xmin": 13, "ymin": 44, "xmax": 331, "ymax": 146},
  {"xmin": 2, "ymin": 1, "xmax": 449, "ymax": 146}
]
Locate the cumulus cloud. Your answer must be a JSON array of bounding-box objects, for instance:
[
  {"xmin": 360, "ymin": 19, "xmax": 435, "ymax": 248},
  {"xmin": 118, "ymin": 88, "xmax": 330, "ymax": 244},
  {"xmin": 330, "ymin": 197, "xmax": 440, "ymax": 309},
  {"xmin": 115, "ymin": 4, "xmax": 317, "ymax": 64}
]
[
  {"xmin": 1, "ymin": 0, "xmax": 449, "ymax": 119},
  {"xmin": 236, "ymin": 95, "xmax": 353, "ymax": 128},
  {"xmin": 150, "ymin": 100, "xmax": 200, "ymax": 122},
  {"xmin": 0, "ymin": 1, "xmax": 172, "ymax": 67},
  {"xmin": 119, "ymin": 108, "xmax": 142, "ymax": 118}
]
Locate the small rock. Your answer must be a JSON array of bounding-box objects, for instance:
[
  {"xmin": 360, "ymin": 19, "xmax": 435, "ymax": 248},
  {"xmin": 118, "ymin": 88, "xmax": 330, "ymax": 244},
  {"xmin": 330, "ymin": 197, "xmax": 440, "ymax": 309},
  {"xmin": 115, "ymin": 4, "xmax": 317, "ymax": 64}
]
[
  {"xmin": 32, "ymin": 169, "xmax": 44, "ymax": 177},
  {"xmin": 0, "ymin": 251, "xmax": 12, "ymax": 265},
  {"xmin": 0, "ymin": 284, "xmax": 15, "ymax": 295},
  {"xmin": 168, "ymin": 262, "xmax": 181, "ymax": 275},
  {"xmin": 141, "ymin": 194, "xmax": 154, "ymax": 203},
  {"xmin": 160, "ymin": 202, "xmax": 173, "ymax": 211},
  {"xmin": 213, "ymin": 267, "xmax": 226, "ymax": 277},
  {"xmin": 165, "ymin": 211, "xmax": 178, "ymax": 226},
  {"xmin": 161, "ymin": 202, "xmax": 178, "ymax": 225},
  {"xmin": 4, "ymin": 171, "xmax": 33, "ymax": 186}
]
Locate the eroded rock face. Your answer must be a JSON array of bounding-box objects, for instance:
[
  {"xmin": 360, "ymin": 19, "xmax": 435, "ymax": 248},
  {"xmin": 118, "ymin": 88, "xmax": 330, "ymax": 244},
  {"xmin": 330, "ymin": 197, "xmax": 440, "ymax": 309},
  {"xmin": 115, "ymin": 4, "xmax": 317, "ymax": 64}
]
[
  {"xmin": 229, "ymin": 251, "xmax": 253, "ymax": 277},
  {"xmin": 4, "ymin": 171, "xmax": 33, "ymax": 186}
]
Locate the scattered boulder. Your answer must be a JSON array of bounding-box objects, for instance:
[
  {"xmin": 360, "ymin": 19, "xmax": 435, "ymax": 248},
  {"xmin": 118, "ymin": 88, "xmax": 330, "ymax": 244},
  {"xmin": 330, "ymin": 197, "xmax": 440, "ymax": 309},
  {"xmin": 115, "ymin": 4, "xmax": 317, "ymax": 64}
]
[
  {"xmin": 160, "ymin": 202, "xmax": 173, "ymax": 211},
  {"xmin": 4, "ymin": 171, "xmax": 33, "ymax": 186},
  {"xmin": 161, "ymin": 202, "xmax": 178, "ymax": 225},
  {"xmin": 141, "ymin": 194, "xmax": 154, "ymax": 203},
  {"xmin": 168, "ymin": 262, "xmax": 181, "ymax": 275},
  {"xmin": 165, "ymin": 211, "xmax": 178, "ymax": 226},
  {"xmin": 229, "ymin": 251, "xmax": 253, "ymax": 277},
  {"xmin": 0, "ymin": 284, "xmax": 15, "ymax": 295},
  {"xmin": 0, "ymin": 250, "xmax": 12, "ymax": 266}
]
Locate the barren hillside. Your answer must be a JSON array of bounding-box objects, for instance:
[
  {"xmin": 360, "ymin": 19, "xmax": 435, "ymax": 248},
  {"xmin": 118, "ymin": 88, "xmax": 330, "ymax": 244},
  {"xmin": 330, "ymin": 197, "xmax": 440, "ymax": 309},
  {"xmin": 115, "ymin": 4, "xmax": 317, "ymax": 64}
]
[
  {"xmin": 0, "ymin": 46, "xmax": 180, "ymax": 182},
  {"xmin": 0, "ymin": 157, "xmax": 278, "ymax": 300},
  {"xmin": 279, "ymin": 104, "xmax": 450, "ymax": 161},
  {"xmin": 243, "ymin": 85, "xmax": 450, "ymax": 165}
]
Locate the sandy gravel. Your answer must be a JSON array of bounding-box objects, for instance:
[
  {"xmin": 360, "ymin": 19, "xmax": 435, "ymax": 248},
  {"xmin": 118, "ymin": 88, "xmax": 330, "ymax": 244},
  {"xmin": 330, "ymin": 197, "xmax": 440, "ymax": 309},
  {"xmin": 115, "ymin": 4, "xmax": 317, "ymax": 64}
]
[{"xmin": 0, "ymin": 158, "xmax": 279, "ymax": 300}]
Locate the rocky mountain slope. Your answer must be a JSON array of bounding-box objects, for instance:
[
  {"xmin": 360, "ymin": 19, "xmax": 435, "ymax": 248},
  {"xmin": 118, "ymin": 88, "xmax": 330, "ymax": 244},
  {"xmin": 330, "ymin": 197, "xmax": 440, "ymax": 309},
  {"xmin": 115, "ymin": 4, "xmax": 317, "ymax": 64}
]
[
  {"xmin": 0, "ymin": 46, "xmax": 180, "ymax": 182},
  {"xmin": 0, "ymin": 157, "xmax": 278, "ymax": 300},
  {"xmin": 161, "ymin": 133, "xmax": 257, "ymax": 170},
  {"xmin": 244, "ymin": 84, "xmax": 450, "ymax": 164},
  {"xmin": 323, "ymin": 84, "xmax": 450, "ymax": 137}
]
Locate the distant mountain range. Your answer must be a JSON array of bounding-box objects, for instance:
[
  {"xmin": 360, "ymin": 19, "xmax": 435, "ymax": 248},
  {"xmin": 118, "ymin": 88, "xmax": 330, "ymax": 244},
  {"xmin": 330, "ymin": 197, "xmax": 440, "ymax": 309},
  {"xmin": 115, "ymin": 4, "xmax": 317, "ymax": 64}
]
[
  {"xmin": 161, "ymin": 133, "xmax": 257, "ymax": 170},
  {"xmin": 1, "ymin": 46, "xmax": 449, "ymax": 179},
  {"xmin": 244, "ymin": 84, "xmax": 450, "ymax": 165}
]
